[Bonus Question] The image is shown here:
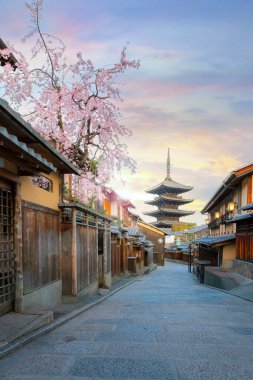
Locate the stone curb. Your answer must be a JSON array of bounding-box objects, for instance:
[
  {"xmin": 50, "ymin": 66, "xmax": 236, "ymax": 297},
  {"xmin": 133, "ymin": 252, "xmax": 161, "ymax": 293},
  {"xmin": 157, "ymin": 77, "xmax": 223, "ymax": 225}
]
[
  {"xmin": 0, "ymin": 277, "xmax": 139, "ymax": 359},
  {"xmin": 203, "ymin": 283, "xmax": 253, "ymax": 303}
]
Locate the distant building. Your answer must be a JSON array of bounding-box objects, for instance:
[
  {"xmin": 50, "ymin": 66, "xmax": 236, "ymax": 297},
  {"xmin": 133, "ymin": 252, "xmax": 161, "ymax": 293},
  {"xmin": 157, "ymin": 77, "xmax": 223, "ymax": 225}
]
[
  {"xmin": 145, "ymin": 148, "xmax": 194, "ymax": 228},
  {"xmin": 102, "ymin": 188, "xmax": 135, "ymax": 226},
  {"xmin": 186, "ymin": 224, "xmax": 209, "ymax": 241},
  {"xmin": 137, "ymin": 221, "xmax": 167, "ymax": 266}
]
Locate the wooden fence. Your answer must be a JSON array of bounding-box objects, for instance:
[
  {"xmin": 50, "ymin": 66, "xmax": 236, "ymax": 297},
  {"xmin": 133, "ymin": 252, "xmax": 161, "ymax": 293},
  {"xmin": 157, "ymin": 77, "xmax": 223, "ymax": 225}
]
[
  {"xmin": 61, "ymin": 222, "xmax": 98, "ymax": 294},
  {"xmin": 60, "ymin": 203, "xmax": 111, "ymax": 296}
]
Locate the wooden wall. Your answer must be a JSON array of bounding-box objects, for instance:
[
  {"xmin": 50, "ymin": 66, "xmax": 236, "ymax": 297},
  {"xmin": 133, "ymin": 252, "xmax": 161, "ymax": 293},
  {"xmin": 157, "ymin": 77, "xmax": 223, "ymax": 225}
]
[
  {"xmin": 236, "ymin": 222, "xmax": 253, "ymax": 261},
  {"xmin": 104, "ymin": 228, "xmax": 111, "ymax": 274},
  {"xmin": 120, "ymin": 238, "xmax": 128, "ymax": 273},
  {"xmin": 237, "ymin": 236, "xmax": 253, "ymax": 261},
  {"xmin": 77, "ymin": 224, "xmax": 97, "ymax": 293},
  {"xmin": 61, "ymin": 222, "xmax": 98, "ymax": 295},
  {"xmin": 22, "ymin": 201, "xmax": 60, "ymax": 294},
  {"xmin": 111, "ymin": 236, "xmax": 121, "ymax": 277},
  {"xmin": 137, "ymin": 224, "xmax": 164, "ymax": 266}
]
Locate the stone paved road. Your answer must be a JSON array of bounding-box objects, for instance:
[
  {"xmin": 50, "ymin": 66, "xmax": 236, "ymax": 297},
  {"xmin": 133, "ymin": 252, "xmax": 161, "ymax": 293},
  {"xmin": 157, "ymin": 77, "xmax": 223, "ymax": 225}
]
[{"xmin": 1, "ymin": 261, "xmax": 253, "ymax": 380}]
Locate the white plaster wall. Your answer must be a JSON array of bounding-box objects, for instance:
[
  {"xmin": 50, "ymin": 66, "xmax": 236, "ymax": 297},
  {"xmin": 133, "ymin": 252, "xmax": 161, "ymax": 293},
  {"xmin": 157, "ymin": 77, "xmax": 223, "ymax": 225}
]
[
  {"xmin": 223, "ymin": 243, "xmax": 236, "ymax": 269},
  {"xmin": 22, "ymin": 280, "xmax": 62, "ymax": 311}
]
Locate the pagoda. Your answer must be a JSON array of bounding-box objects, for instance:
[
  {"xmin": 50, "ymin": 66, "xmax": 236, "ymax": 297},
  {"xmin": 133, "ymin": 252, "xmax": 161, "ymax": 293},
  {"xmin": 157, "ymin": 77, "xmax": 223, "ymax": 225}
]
[{"xmin": 145, "ymin": 148, "xmax": 194, "ymax": 229}]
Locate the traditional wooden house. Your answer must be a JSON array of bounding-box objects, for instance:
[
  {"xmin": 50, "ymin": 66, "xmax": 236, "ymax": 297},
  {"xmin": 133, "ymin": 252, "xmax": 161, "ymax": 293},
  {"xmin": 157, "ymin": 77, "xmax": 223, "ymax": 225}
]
[
  {"xmin": 200, "ymin": 163, "xmax": 253, "ymax": 274},
  {"xmin": 103, "ymin": 188, "xmax": 136, "ymax": 279},
  {"xmin": 60, "ymin": 202, "xmax": 112, "ymax": 300},
  {"xmin": 137, "ymin": 221, "xmax": 166, "ymax": 266},
  {"xmin": 0, "ymin": 98, "xmax": 78, "ymax": 315},
  {"xmin": 122, "ymin": 227, "xmax": 153, "ymax": 275},
  {"xmin": 186, "ymin": 224, "xmax": 209, "ymax": 241}
]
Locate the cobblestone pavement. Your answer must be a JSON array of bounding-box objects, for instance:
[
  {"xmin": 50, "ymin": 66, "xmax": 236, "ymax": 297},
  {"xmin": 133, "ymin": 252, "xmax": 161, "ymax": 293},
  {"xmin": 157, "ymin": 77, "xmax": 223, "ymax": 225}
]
[{"xmin": 1, "ymin": 261, "xmax": 253, "ymax": 380}]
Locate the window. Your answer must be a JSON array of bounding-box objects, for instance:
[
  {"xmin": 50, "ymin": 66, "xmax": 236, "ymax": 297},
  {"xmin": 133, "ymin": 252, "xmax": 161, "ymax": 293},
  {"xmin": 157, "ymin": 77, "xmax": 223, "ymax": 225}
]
[{"xmin": 32, "ymin": 175, "xmax": 53, "ymax": 192}]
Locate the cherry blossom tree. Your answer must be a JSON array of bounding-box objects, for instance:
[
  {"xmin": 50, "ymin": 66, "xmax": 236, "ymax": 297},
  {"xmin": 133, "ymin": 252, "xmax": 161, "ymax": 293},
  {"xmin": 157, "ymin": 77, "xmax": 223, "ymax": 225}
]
[{"xmin": 0, "ymin": 0, "xmax": 140, "ymax": 204}]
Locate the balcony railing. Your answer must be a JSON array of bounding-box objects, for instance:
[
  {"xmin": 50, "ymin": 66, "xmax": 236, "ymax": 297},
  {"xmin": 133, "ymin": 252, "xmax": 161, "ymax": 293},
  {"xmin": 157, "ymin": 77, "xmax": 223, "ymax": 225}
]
[
  {"xmin": 208, "ymin": 219, "xmax": 221, "ymax": 229},
  {"xmin": 209, "ymin": 212, "xmax": 235, "ymax": 229},
  {"xmin": 221, "ymin": 212, "xmax": 235, "ymax": 224}
]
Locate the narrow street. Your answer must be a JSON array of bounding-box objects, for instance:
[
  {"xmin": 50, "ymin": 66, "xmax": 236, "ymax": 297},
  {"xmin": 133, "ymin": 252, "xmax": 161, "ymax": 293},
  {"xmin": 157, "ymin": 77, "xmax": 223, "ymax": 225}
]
[{"xmin": 1, "ymin": 261, "xmax": 253, "ymax": 380}]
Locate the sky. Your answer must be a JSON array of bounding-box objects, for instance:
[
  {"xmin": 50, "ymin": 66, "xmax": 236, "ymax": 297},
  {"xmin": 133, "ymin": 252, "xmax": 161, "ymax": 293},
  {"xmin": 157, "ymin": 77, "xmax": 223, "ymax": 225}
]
[{"xmin": 1, "ymin": 0, "xmax": 253, "ymax": 225}]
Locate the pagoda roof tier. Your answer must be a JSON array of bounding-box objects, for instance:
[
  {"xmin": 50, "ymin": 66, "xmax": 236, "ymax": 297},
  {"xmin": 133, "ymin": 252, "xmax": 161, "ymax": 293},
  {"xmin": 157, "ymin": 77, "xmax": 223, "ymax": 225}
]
[
  {"xmin": 145, "ymin": 195, "xmax": 194, "ymax": 206},
  {"xmin": 152, "ymin": 220, "xmax": 178, "ymax": 228},
  {"xmin": 144, "ymin": 208, "xmax": 194, "ymax": 217},
  {"xmin": 146, "ymin": 178, "xmax": 193, "ymax": 195}
]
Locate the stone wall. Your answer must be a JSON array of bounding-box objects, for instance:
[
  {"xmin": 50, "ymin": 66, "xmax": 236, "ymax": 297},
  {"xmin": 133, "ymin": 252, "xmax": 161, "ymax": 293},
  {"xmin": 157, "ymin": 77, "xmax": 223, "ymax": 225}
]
[{"xmin": 233, "ymin": 259, "xmax": 253, "ymax": 280}]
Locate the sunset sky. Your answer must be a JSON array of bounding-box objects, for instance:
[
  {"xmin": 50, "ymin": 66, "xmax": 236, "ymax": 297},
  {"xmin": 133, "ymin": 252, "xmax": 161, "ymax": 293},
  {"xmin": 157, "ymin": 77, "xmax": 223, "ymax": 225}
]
[{"xmin": 1, "ymin": 0, "xmax": 253, "ymax": 225}]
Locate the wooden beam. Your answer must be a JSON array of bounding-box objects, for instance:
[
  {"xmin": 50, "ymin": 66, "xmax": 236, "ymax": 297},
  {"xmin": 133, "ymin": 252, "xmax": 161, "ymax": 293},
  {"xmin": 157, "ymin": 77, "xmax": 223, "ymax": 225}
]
[
  {"xmin": 0, "ymin": 146, "xmax": 51, "ymax": 174},
  {"xmin": 71, "ymin": 208, "xmax": 77, "ymax": 296},
  {"xmin": 248, "ymin": 176, "xmax": 252, "ymax": 204},
  {"xmin": 14, "ymin": 182, "xmax": 23, "ymax": 312},
  {"xmin": 0, "ymin": 167, "xmax": 20, "ymax": 183},
  {"xmin": 235, "ymin": 164, "xmax": 253, "ymax": 177}
]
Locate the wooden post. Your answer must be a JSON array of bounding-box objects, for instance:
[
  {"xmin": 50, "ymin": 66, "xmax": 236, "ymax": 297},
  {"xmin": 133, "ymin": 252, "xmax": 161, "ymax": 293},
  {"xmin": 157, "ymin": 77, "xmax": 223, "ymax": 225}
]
[
  {"xmin": 96, "ymin": 217, "xmax": 99, "ymax": 285},
  {"xmin": 71, "ymin": 207, "xmax": 77, "ymax": 296},
  {"xmin": 15, "ymin": 182, "xmax": 23, "ymax": 312},
  {"xmin": 68, "ymin": 174, "xmax": 72, "ymax": 197}
]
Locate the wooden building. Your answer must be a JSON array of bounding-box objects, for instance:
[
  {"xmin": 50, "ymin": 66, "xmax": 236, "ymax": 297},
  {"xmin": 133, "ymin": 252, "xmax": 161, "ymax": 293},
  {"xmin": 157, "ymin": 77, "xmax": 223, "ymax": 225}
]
[
  {"xmin": 137, "ymin": 221, "xmax": 166, "ymax": 266},
  {"xmin": 145, "ymin": 148, "xmax": 194, "ymax": 228},
  {"xmin": 102, "ymin": 188, "xmax": 135, "ymax": 226},
  {"xmin": 124, "ymin": 227, "xmax": 154, "ymax": 275},
  {"xmin": 60, "ymin": 202, "xmax": 112, "ymax": 300},
  {"xmin": 0, "ymin": 98, "xmax": 78, "ymax": 315},
  {"xmin": 200, "ymin": 163, "xmax": 253, "ymax": 276}
]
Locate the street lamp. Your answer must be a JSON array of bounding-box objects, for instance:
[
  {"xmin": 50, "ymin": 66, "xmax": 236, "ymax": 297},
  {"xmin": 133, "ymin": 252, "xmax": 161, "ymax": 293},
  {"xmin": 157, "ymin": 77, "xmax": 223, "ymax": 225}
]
[
  {"xmin": 214, "ymin": 211, "xmax": 220, "ymax": 219},
  {"xmin": 188, "ymin": 242, "xmax": 192, "ymax": 273},
  {"xmin": 227, "ymin": 202, "xmax": 235, "ymax": 212}
]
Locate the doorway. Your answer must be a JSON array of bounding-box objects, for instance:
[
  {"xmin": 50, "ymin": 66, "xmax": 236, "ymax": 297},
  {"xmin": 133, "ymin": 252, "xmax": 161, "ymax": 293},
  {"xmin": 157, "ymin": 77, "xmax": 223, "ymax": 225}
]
[{"xmin": 98, "ymin": 230, "xmax": 104, "ymax": 287}]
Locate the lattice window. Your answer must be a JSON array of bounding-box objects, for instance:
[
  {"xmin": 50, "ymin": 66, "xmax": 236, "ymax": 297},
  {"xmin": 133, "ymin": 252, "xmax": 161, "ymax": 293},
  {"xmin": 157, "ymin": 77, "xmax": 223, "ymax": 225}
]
[{"xmin": 0, "ymin": 186, "xmax": 14, "ymax": 306}]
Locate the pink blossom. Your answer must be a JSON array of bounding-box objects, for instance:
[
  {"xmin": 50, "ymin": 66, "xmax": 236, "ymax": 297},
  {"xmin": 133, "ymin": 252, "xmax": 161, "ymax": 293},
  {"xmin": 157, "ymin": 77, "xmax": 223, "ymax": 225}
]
[{"xmin": 0, "ymin": 0, "xmax": 139, "ymax": 205}]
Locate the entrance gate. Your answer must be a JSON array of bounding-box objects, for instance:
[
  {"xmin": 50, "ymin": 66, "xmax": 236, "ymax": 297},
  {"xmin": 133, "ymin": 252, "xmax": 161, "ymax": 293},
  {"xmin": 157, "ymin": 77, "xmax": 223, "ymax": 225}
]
[{"xmin": 0, "ymin": 181, "xmax": 14, "ymax": 315}]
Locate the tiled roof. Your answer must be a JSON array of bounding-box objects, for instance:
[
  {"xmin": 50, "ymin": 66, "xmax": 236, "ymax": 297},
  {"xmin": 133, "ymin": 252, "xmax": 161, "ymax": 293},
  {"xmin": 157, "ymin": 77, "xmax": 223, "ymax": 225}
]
[
  {"xmin": 186, "ymin": 225, "xmax": 208, "ymax": 234},
  {"xmin": 176, "ymin": 243, "xmax": 189, "ymax": 250},
  {"xmin": 111, "ymin": 226, "xmax": 121, "ymax": 235},
  {"xmin": 193, "ymin": 234, "xmax": 236, "ymax": 246},
  {"xmin": 127, "ymin": 227, "xmax": 143, "ymax": 237},
  {"xmin": 229, "ymin": 212, "xmax": 253, "ymax": 222},
  {"xmin": 239, "ymin": 203, "xmax": 253, "ymax": 211},
  {"xmin": 152, "ymin": 220, "xmax": 178, "ymax": 228},
  {"xmin": 0, "ymin": 98, "xmax": 79, "ymax": 174},
  {"xmin": 202, "ymin": 164, "xmax": 253, "ymax": 214},
  {"xmin": 146, "ymin": 178, "xmax": 193, "ymax": 194},
  {"xmin": 145, "ymin": 208, "xmax": 194, "ymax": 217},
  {"xmin": 0, "ymin": 126, "xmax": 56, "ymax": 173},
  {"xmin": 145, "ymin": 195, "xmax": 193, "ymax": 206}
]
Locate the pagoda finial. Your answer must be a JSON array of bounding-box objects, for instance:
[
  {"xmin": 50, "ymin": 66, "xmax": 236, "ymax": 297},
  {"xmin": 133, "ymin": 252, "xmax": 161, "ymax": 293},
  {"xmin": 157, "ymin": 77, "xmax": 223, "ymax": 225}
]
[{"xmin": 166, "ymin": 148, "xmax": 171, "ymax": 179}]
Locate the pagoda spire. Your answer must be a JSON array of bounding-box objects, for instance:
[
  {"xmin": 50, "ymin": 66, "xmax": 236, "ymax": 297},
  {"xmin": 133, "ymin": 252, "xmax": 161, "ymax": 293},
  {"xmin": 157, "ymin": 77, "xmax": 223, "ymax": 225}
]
[{"xmin": 166, "ymin": 148, "xmax": 171, "ymax": 179}]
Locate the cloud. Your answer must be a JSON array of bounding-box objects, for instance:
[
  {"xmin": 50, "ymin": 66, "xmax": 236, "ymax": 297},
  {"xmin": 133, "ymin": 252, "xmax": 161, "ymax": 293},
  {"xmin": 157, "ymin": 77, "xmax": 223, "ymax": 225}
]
[
  {"xmin": 183, "ymin": 108, "xmax": 209, "ymax": 116},
  {"xmin": 122, "ymin": 104, "xmax": 178, "ymax": 122},
  {"xmin": 230, "ymin": 100, "xmax": 253, "ymax": 116}
]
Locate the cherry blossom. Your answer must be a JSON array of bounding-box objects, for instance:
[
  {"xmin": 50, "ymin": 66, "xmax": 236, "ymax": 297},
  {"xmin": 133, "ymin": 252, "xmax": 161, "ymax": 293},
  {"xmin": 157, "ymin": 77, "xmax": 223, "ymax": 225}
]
[{"xmin": 0, "ymin": 0, "xmax": 140, "ymax": 205}]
